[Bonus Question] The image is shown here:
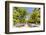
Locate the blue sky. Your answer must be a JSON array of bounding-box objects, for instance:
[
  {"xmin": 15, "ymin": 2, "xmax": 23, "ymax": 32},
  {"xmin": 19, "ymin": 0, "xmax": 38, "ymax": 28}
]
[{"xmin": 26, "ymin": 7, "xmax": 34, "ymax": 13}]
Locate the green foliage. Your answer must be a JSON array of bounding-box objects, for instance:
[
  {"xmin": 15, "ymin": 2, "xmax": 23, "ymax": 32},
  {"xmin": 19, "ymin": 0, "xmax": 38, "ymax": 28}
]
[
  {"xmin": 13, "ymin": 7, "xmax": 40, "ymax": 26},
  {"xmin": 13, "ymin": 7, "xmax": 27, "ymax": 25},
  {"xmin": 28, "ymin": 8, "xmax": 40, "ymax": 24}
]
